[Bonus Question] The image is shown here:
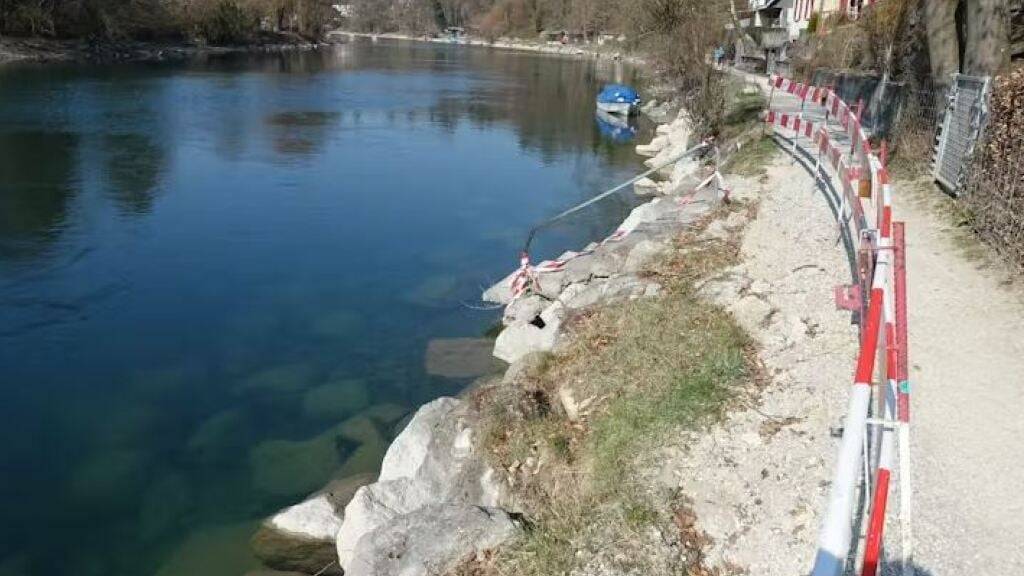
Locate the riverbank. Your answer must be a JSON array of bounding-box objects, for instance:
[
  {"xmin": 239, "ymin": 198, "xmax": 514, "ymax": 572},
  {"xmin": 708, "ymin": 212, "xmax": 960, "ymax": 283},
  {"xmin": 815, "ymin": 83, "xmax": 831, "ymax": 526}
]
[
  {"xmin": 243, "ymin": 71, "xmax": 779, "ymax": 574},
  {"xmin": 331, "ymin": 31, "xmax": 644, "ymax": 64},
  {"xmin": 0, "ymin": 32, "xmax": 330, "ymax": 65}
]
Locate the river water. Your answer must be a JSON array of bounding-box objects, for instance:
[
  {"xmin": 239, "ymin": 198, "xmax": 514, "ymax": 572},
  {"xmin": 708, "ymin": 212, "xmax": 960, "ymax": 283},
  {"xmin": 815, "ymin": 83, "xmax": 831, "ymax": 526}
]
[{"xmin": 0, "ymin": 40, "xmax": 646, "ymax": 575}]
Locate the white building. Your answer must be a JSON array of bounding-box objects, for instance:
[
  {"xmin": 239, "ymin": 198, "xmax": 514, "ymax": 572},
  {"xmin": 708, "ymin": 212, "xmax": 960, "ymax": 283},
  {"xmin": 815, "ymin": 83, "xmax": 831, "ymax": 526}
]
[{"xmin": 741, "ymin": 0, "xmax": 872, "ymax": 41}]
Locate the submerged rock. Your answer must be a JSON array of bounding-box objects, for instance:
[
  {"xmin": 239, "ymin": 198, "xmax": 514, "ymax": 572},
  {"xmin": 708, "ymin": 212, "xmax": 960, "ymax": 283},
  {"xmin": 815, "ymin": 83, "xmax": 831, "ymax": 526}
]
[
  {"xmin": 424, "ymin": 338, "xmax": 505, "ymax": 379},
  {"xmin": 251, "ymin": 473, "xmax": 374, "ymax": 575},
  {"xmin": 187, "ymin": 408, "xmax": 254, "ymax": 463},
  {"xmin": 335, "ymin": 398, "xmax": 508, "ymax": 571},
  {"xmin": 155, "ymin": 521, "xmax": 261, "ymax": 576},
  {"xmin": 344, "ymin": 504, "xmax": 519, "ymax": 576},
  {"xmin": 309, "ymin": 309, "xmax": 363, "ymax": 338},
  {"xmin": 249, "ymin": 416, "xmax": 386, "ymax": 496},
  {"xmin": 237, "ymin": 363, "xmax": 318, "ymax": 396},
  {"xmin": 301, "ymin": 378, "xmax": 371, "ymax": 420},
  {"xmin": 402, "ymin": 274, "xmax": 460, "ymax": 308}
]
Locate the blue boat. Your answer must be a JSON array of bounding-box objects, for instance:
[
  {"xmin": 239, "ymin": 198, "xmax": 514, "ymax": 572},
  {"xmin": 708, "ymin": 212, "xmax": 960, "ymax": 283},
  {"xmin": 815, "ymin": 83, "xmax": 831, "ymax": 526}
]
[{"xmin": 596, "ymin": 84, "xmax": 641, "ymax": 116}]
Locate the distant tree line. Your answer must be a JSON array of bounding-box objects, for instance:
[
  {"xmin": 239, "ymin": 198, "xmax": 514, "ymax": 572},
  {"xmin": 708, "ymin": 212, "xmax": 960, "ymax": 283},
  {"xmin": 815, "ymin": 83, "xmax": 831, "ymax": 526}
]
[
  {"xmin": 346, "ymin": 0, "xmax": 728, "ymax": 41},
  {"xmin": 0, "ymin": 0, "xmax": 338, "ymax": 43}
]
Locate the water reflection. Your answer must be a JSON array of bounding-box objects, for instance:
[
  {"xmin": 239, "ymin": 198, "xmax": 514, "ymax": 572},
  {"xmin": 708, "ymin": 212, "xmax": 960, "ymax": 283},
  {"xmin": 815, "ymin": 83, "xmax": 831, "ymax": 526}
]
[
  {"xmin": 103, "ymin": 133, "xmax": 167, "ymax": 214},
  {"xmin": 595, "ymin": 110, "xmax": 639, "ymax": 143},
  {"xmin": 265, "ymin": 111, "xmax": 341, "ymax": 159},
  {"xmin": 0, "ymin": 131, "xmax": 79, "ymax": 261}
]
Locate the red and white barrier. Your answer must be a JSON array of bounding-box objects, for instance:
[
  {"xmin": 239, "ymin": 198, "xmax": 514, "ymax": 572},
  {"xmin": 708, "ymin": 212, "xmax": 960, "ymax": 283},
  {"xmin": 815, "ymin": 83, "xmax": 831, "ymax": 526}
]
[{"xmin": 765, "ymin": 75, "xmax": 912, "ymax": 576}]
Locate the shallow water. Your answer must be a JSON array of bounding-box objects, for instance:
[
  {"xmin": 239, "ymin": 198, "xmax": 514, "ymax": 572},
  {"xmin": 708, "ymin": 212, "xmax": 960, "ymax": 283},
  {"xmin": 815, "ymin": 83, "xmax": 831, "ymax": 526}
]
[{"xmin": 0, "ymin": 40, "xmax": 647, "ymax": 575}]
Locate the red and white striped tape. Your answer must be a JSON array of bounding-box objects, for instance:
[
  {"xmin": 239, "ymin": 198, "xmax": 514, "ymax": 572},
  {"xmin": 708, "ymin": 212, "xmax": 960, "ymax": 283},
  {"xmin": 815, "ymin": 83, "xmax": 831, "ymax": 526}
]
[{"xmin": 509, "ymin": 228, "xmax": 629, "ymax": 300}]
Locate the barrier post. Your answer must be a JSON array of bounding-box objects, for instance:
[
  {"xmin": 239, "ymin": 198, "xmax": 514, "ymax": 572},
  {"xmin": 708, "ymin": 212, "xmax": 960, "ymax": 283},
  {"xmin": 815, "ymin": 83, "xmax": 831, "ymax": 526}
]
[
  {"xmin": 811, "ymin": 288, "xmax": 885, "ymax": 576},
  {"xmin": 893, "ymin": 222, "xmax": 913, "ymax": 576},
  {"xmin": 764, "ymin": 81, "xmax": 776, "ymax": 137}
]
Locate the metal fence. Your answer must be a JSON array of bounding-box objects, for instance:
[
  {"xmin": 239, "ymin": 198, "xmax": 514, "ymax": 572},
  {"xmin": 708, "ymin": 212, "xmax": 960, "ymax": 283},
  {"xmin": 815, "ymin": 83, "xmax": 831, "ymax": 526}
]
[{"xmin": 933, "ymin": 74, "xmax": 992, "ymax": 196}]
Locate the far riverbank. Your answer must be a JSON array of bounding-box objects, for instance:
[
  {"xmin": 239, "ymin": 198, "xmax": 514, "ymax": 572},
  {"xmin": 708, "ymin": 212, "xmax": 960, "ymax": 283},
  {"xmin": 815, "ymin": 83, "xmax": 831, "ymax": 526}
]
[{"xmin": 0, "ymin": 32, "xmax": 331, "ymax": 65}]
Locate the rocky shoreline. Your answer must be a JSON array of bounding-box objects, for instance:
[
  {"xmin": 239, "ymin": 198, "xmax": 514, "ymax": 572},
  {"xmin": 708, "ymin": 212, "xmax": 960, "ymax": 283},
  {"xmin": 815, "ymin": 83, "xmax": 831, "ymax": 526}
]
[
  {"xmin": 249, "ymin": 104, "xmax": 724, "ymax": 575},
  {"xmin": 331, "ymin": 31, "xmax": 645, "ymax": 65},
  {"xmin": 0, "ymin": 33, "xmax": 335, "ymax": 66}
]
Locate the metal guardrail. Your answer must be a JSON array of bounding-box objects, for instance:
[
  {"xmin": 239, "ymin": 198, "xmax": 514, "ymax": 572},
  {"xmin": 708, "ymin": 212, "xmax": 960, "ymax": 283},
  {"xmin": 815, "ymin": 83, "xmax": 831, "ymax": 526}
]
[
  {"xmin": 934, "ymin": 74, "xmax": 991, "ymax": 196},
  {"xmin": 765, "ymin": 74, "xmax": 912, "ymax": 576}
]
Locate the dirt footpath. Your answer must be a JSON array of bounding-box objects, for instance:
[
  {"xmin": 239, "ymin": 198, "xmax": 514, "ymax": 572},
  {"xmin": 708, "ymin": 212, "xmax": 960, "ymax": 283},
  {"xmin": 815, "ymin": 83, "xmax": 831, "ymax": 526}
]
[
  {"xmin": 655, "ymin": 149, "xmax": 860, "ymax": 575},
  {"xmin": 895, "ymin": 180, "xmax": 1024, "ymax": 575}
]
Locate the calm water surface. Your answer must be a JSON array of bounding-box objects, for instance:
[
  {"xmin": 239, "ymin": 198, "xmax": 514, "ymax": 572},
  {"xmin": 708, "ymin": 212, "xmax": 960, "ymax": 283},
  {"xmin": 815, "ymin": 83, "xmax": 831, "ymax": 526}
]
[{"xmin": 0, "ymin": 40, "xmax": 646, "ymax": 575}]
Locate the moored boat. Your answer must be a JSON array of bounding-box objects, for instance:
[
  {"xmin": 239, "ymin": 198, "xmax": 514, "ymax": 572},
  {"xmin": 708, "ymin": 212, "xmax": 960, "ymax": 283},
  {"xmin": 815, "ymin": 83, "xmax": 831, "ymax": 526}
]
[{"xmin": 596, "ymin": 84, "xmax": 641, "ymax": 116}]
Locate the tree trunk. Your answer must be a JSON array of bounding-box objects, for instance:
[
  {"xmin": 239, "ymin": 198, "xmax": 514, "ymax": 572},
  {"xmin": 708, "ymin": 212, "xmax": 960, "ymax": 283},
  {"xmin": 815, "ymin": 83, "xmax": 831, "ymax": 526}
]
[
  {"xmin": 925, "ymin": 0, "xmax": 961, "ymax": 95},
  {"xmin": 965, "ymin": 0, "xmax": 1010, "ymax": 76},
  {"xmin": 926, "ymin": 0, "xmax": 961, "ymax": 77}
]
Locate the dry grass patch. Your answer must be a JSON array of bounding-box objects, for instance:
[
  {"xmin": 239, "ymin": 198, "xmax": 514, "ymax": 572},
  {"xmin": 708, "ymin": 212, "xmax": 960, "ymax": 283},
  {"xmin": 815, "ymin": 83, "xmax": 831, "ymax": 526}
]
[
  {"xmin": 460, "ymin": 212, "xmax": 756, "ymax": 576},
  {"xmin": 723, "ymin": 135, "xmax": 777, "ymax": 178}
]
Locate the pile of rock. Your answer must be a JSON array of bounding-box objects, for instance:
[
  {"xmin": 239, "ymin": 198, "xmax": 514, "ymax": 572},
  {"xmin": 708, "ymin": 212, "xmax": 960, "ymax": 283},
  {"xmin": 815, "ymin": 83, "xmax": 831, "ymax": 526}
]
[
  {"xmin": 481, "ymin": 185, "xmax": 721, "ymax": 366},
  {"xmin": 633, "ymin": 110, "xmax": 705, "ymax": 198},
  {"xmin": 252, "ymin": 398, "xmax": 518, "ymax": 576}
]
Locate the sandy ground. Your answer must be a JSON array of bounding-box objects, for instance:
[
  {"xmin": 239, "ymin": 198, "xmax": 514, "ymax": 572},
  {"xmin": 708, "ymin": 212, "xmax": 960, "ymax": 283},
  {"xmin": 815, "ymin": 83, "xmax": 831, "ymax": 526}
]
[
  {"xmin": 656, "ymin": 149, "xmax": 861, "ymax": 575},
  {"xmin": 894, "ymin": 180, "xmax": 1024, "ymax": 575}
]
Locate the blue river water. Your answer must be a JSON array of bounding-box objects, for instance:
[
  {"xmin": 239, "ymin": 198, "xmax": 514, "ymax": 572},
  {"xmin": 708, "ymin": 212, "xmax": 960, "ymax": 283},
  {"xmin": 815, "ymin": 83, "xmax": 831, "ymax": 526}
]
[{"xmin": 0, "ymin": 40, "xmax": 647, "ymax": 575}]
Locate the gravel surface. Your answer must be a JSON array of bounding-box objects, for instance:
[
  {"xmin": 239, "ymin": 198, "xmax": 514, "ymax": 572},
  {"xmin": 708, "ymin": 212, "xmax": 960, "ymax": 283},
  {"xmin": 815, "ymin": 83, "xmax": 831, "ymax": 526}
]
[
  {"xmin": 721, "ymin": 67, "xmax": 1024, "ymax": 576},
  {"xmin": 656, "ymin": 151, "xmax": 861, "ymax": 575},
  {"xmin": 894, "ymin": 180, "xmax": 1024, "ymax": 575}
]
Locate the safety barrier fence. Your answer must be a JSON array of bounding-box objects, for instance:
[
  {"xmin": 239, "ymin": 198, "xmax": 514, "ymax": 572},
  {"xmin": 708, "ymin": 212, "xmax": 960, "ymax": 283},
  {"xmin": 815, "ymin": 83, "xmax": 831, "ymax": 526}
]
[{"xmin": 764, "ymin": 74, "xmax": 913, "ymax": 576}]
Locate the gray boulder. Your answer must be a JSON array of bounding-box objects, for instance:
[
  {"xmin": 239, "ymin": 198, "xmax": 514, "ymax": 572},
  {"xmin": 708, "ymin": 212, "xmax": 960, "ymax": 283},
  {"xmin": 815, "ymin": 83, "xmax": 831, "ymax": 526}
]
[
  {"xmin": 335, "ymin": 398, "xmax": 508, "ymax": 570},
  {"xmin": 624, "ymin": 239, "xmax": 668, "ymax": 273},
  {"xmin": 502, "ymin": 293, "xmax": 549, "ymax": 326},
  {"xmin": 482, "ymin": 269, "xmax": 518, "ymax": 305},
  {"xmin": 251, "ymin": 473, "xmax": 374, "ymax": 575},
  {"xmin": 561, "ymin": 275, "xmax": 660, "ymax": 310},
  {"xmin": 344, "ymin": 504, "xmax": 520, "ymax": 576},
  {"xmin": 493, "ymin": 302, "xmax": 565, "ymax": 363}
]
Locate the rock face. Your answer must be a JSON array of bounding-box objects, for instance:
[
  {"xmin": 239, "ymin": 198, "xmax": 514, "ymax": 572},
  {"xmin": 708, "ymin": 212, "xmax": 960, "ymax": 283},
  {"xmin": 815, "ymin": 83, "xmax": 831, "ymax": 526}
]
[
  {"xmin": 251, "ymin": 473, "xmax": 374, "ymax": 575},
  {"xmin": 344, "ymin": 504, "xmax": 519, "ymax": 576},
  {"xmin": 335, "ymin": 398, "xmax": 511, "ymax": 571}
]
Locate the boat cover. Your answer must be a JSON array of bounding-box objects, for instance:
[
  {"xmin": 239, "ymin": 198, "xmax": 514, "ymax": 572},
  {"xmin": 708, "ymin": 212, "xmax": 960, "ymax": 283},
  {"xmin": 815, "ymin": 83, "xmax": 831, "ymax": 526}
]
[{"xmin": 597, "ymin": 84, "xmax": 640, "ymax": 105}]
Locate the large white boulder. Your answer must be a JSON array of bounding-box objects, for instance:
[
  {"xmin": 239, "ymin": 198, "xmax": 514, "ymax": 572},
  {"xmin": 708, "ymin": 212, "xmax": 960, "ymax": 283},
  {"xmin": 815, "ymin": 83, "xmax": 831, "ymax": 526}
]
[
  {"xmin": 343, "ymin": 504, "xmax": 520, "ymax": 576},
  {"xmin": 335, "ymin": 398, "xmax": 507, "ymax": 571},
  {"xmin": 502, "ymin": 293, "xmax": 548, "ymax": 326},
  {"xmin": 251, "ymin": 473, "xmax": 374, "ymax": 575},
  {"xmin": 634, "ymin": 176, "xmax": 663, "ymax": 197},
  {"xmin": 482, "ymin": 269, "xmax": 518, "ymax": 305},
  {"xmin": 493, "ymin": 302, "xmax": 565, "ymax": 363},
  {"xmin": 635, "ymin": 135, "xmax": 669, "ymax": 157}
]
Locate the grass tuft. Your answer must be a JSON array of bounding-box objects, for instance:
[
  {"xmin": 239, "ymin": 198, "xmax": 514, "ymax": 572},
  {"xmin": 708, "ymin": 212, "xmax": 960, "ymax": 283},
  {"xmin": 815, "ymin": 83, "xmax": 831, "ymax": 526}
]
[{"xmin": 724, "ymin": 136, "xmax": 778, "ymax": 177}]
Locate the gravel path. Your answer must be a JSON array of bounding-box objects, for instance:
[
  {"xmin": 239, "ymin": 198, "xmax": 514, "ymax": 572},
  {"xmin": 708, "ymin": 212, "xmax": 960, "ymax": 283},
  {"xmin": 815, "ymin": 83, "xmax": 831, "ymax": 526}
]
[
  {"xmin": 732, "ymin": 67, "xmax": 1024, "ymax": 575},
  {"xmin": 894, "ymin": 181, "xmax": 1024, "ymax": 575},
  {"xmin": 658, "ymin": 151, "xmax": 860, "ymax": 575}
]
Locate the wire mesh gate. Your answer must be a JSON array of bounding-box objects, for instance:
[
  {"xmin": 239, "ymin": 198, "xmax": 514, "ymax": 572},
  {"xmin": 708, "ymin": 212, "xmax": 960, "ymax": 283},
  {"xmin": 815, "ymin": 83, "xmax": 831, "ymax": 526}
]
[{"xmin": 933, "ymin": 74, "xmax": 991, "ymax": 196}]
